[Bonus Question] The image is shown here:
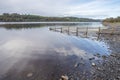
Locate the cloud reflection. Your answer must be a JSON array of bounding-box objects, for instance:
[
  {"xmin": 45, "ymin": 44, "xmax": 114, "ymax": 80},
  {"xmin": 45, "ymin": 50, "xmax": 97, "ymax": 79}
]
[
  {"xmin": 54, "ymin": 45, "xmax": 92, "ymax": 59},
  {"xmin": 0, "ymin": 38, "xmax": 33, "ymax": 57}
]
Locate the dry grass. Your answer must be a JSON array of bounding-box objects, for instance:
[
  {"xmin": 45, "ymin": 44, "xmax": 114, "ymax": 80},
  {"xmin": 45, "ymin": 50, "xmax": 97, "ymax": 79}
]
[{"xmin": 103, "ymin": 22, "xmax": 120, "ymax": 28}]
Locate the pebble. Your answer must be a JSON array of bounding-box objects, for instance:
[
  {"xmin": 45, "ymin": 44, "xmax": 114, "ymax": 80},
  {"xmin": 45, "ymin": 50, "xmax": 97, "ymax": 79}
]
[
  {"xmin": 102, "ymin": 55, "xmax": 107, "ymax": 59},
  {"xmin": 60, "ymin": 75, "xmax": 69, "ymax": 80},
  {"xmin": 116, "ymin": 76, "xmax": 120, "ymax": 79},
  {"xmin": 97, "ymin": 67, "xmax": 103, "ymax": 71},
  {"xmin": 89, "ymin": 57, "xmax": 95, "ymax": 60},
  {"xmin": 92, "ymin": 63, "xmax": 96, "ymax": 66},
  {"xmin": 110, "ymin": 54, "xmax": 116, "ymax": 57},
  {"xmin": 74, "ymin": 63, "xmax": 79, "ymax": 68},
  {"xmin": 27, "ymin": 72, "xmax": 33, "ymax": 77},
  {"xmin": 94, "ymin": 53, "xmax": 101, "ymax": 58}
]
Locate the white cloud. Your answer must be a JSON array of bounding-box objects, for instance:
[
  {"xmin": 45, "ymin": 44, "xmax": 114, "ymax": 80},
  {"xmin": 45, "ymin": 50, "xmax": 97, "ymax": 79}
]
[
  {"xmin": 64, "ymin": 0, "xmax": 120, "ymax": 18},
  {"xmin": 0, "ymin": 0, "xmax": 120, "ymax": 19}
]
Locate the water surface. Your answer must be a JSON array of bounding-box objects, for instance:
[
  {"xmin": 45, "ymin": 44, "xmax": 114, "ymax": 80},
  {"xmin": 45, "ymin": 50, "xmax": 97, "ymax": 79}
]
[{"xmin": 0, "ymin": 22, "xmax": 118, "ymax": 80}]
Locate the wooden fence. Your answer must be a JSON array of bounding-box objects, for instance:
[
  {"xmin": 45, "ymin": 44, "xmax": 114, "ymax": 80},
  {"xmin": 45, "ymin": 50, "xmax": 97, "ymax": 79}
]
[{"xmin": 49, "ymin": 27, "xmax": 120, "ymax": 36}]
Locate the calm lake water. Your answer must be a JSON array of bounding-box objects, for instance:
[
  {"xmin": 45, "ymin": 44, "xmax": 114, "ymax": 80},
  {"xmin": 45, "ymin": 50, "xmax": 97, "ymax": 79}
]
[{"xmin": 0, "ymin": 22, "xmax": 119, "ymax": 80}]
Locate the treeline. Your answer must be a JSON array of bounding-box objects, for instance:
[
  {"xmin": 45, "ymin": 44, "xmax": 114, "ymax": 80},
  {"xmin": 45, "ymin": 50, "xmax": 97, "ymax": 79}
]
[
  {"xmin": 103, "ymin": 16, "xmax": 120, "ymax": 23},
  {"xmin": 0, "ymin": 13, "xmax": 100, "ymax": 22}
]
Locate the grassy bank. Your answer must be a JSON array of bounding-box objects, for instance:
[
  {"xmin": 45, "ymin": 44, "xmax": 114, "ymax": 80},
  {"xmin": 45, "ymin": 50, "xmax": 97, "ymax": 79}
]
[
  {"xmin": 0, "ymin": 13, "xmax": 100, "ymax": 22},
  {"xmin": 103, "ymin": 22, "xmax": 120, "ymax": 28}
]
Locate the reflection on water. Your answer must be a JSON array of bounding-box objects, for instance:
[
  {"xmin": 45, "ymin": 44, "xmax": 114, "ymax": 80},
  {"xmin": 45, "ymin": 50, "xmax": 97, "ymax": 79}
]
[
  {"xmin": 99, "ymin": 34, "xmax": 120, "ymax": 53},
  {"xmin": 0, "ymin": 22, "xmax": 119, "ymax": 80},
  {"xmin": 0, "ymin": 22, "xmax": 104, "ymax": 30}
]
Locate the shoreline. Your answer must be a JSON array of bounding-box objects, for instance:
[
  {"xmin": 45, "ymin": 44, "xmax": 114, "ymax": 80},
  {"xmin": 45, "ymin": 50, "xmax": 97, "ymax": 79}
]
[
  {"xmin": 102, "ymin": 22, "xmax": 120, "ymax": 28},
  {"xmin": 0, "ymin": 22, "xmax": 101, "ymax": 25}
]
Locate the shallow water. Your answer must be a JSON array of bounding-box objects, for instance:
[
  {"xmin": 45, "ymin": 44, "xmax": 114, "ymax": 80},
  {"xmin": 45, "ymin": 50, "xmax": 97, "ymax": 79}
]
[{"xmin": 0, "ymin": 22, "xmax": 118, "ymax": 80}]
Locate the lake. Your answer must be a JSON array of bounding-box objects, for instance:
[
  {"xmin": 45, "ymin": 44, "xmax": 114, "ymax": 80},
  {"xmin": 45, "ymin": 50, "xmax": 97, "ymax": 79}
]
[{"xmin": 0, "ymin": 22, "xmax": 119, "ymax": 80}]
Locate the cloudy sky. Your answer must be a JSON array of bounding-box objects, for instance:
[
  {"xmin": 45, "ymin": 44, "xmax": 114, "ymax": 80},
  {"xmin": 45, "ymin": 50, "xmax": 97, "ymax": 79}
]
[{"xmin": 0, "ymin": 0, "xmax": 120, "ymax": 19}]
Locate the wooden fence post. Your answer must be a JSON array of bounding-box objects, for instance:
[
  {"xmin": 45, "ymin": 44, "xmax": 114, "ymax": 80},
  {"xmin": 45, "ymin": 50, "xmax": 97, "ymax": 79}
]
[
  {"xmin": 61, "ymin": 27, "xmax": 63, "ymax": 33},
  {"xmin": 98, "ymin": 27, "xmax": 101, "ymax": 34},
  {"xmin": 68, "ymin": 27, "xmax": 70, "ymax": 35},
  {"xmin": 97, "ymin": 32, "xmax": 100, "ymax": 40},
  {"xmin": 49, "ymin": 27, "xmax": 51, "ymax": 30},
  {"xmin": 55, "ymin": 27, "xmax": 56, "ymax": 31},
  {"xmin": 76, "ymin": 27, "xmax": 78, "ymax": 36},
  {"xmin": 86, "ymin": 27, "xmax": 88, "ymax": 36}
]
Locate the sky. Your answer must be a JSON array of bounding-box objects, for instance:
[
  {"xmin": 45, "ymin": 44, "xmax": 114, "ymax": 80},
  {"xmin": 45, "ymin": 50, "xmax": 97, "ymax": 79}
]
[{"xmin": 0, "ymin": 0, "xmax": 120, "ymax": 19}]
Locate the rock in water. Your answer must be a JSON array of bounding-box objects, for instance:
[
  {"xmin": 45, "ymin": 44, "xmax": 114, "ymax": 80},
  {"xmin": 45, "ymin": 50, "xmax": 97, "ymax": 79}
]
[
  {"xmin": 89, "ymin": 57, "xmax": 95, "ymax": 60},
  {"xmin": 60, "ymin": 75, "xmax": 69, "ymax": 80},
  {"xmin": 92, "ymin": 63, "xmax": 96, "ymax": 66},
  {"xmin": 27, "ymin": 72, "xmax": 33, "ymax": 77}
]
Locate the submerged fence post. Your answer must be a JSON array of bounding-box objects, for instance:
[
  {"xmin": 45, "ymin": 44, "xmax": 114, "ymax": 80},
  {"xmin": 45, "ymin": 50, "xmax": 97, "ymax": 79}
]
[
  {"xmin": 98, "ymin": 27, "xmax": 101, "ymax": 34},
  {"xmin": 61, "ymin": 27, "xmax": 63, "ymax": 33},
  {"xmin": 55, "ymin": 27, "xmax": 56, "ymax": 31},
  {"xmin": 97, "ymin": 33, "xmax": 100, "ymax": 40},
  {"xmin": 68, "ymin": 27, "xmax": 70, "ymax": 35},
  {"xmin": 49, "ymin": 27, "xmax": 51, "ymax": 30},
  {"xmin": 86, "ymin": 27, "xmax": 88, "ymax": 37},
  {"xmin": 76, "ymin": 27, "xmax": 78, "ymax": 36}
]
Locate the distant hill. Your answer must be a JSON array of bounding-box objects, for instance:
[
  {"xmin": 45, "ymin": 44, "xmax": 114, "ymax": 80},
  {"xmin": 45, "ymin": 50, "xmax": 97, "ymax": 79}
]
[
  {"xmin": 0, "ymin": 13, "xmax": 100, "ymax": 22},
  {"xmin": 103, "ymin": 17, "xmax": 120, "ymax": 23}
]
